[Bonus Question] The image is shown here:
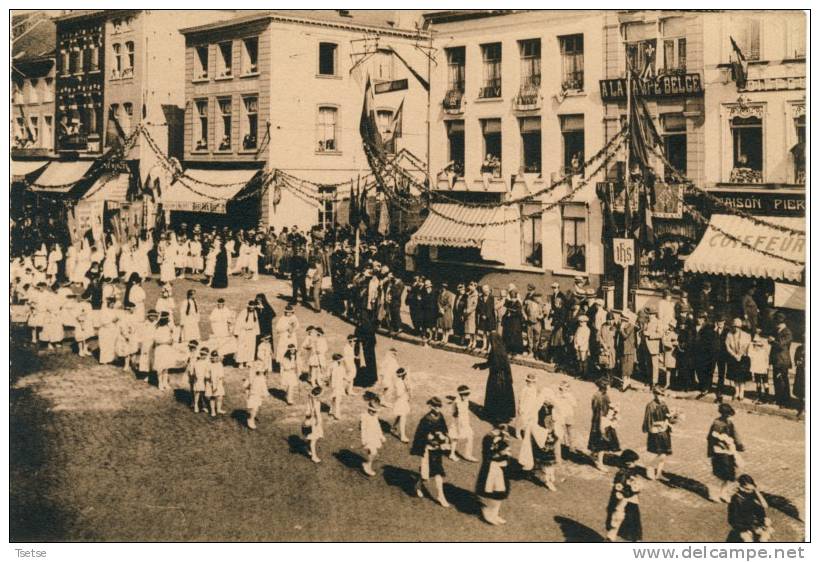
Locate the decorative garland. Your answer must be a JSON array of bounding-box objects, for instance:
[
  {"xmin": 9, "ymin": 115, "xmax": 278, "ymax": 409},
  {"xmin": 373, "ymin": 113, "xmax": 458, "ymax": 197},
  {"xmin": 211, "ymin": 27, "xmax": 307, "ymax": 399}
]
[
  {"xmin": 649, "ymin": 144, "xmax": 806, "ymax": 237},
  {"xmin": 679, "ymin": 198, "xmax": 805, "ymax": 269},
  {"xmin": 421, "ymin": 136, "xmax": 625, "ymax": 227},
  {"xmin": 363, "ymin": 125, "xmax": 627, "ymax": 209}
]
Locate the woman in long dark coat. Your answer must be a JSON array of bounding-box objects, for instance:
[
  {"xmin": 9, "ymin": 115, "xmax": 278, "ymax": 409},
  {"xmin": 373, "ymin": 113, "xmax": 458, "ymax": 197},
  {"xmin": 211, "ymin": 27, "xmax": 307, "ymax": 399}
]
[
  {"xmin": 211, "ymin": 242, "xmax": 229, "ymax": 289},
  {"xmin": 353, "ymin": 314, "xmax": 378, "ymax": 388},
  {"xmin": 474, "ymin": 333, "xmax": 516, "ymax": 424},
  {"xmin": 605, "ymin": 449, "xmax": 643, "ymax": 542},
  {"xmin": 452, "ymin": 283, "xmax": 467, "ymax": 344},
  {"xmin": 255, "ymin": 293, "xmax": 276, "ymax": 340},
  {"xmin": 475, "ymin": 426, "xmax": 512, "ymax": 525},
  {"xmin": 501, "ymin": 291, "xmax": 525, "ymax": 355}
]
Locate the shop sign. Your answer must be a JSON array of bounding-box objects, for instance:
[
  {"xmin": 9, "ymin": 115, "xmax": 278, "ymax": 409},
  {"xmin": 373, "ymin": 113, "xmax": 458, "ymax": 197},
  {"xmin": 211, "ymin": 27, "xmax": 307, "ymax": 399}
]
[
  {"xmin": 374, "ymin": 79, "xmax": 408, "ymax": 94},
  {"xmin": 708, "ymin": 190, "xmax": 805, "ymax": 217},
  {"xmin": 162, "ymin": 200, "xmax": 227, "ymax": 214},
  {"xmin": 599, "ymin": 73, "xmax": 704, "ymax": 102}
]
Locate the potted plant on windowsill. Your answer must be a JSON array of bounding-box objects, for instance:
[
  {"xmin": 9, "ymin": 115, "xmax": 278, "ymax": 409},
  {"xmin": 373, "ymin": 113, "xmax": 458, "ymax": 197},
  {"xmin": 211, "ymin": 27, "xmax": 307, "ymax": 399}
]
[
  {"xmin": 195, "ymin": 139, "xmax": 207, "ymax": 151},
  {"xmin": 218, "ymin": 137, "xmax": 231, "ymax": 151},
  {"xmin": 243, "ymin": 135, "xmax": 257, "ymax": 150}
]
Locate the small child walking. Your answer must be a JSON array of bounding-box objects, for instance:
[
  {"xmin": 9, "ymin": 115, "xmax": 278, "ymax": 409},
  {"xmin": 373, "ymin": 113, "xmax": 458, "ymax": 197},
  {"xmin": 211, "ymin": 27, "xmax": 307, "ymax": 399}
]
[
  {"xmin": 280, "ymin": 343, "xmax": 299, "ymax": 405},
  {"xmin": 391, "ymin": 367, "xmax": 411, "ymax": 443},
  {"xmin": 244, "ymin": 360, "xmax": 269, "ymax": 429},
  {"xmin": 360, "ymin": 400, "xmax": 386, "ymax": 476},
  {"xmin": 303, "ymin": 386, "xmax": 325, "ymax": 463},
  {"xmin": 748, "ymin": 327, "xmax": 771, "ymax": 404},
  {"xmin": 190, "ymin": 347, "xmax": 209, "ymax": 413},
  {"xmin": 449, "ymin": 385, "xmax": 478, "ymax": 462},
  {"xmin": 256, "ymin": 334, "xmax": 274, "ymax": 376},
  {"xmin": 206, "ymin": 350, "xmax": 226, "ymax": 417},
  {"xmin": 329, "ymin": 353, "xmax": 347, "ymax": 420},
  {"xmin": 342, "ymin": 334, "xmax": 358, "ymax": 395}
]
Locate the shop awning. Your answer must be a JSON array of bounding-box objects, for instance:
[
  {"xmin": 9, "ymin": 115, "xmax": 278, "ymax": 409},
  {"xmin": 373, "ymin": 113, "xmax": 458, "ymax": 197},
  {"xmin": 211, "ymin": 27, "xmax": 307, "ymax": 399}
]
[
  {"xmin": 684, "ymin": 214, "xmax": 805, "ymax": 282},
  {"xmin": 11, "ymin": 159, "xmax": 49, "ymax": 182},
  {"xmin": 27, "ymin": 160, "xmax": 95, "ymax": 193},
  {"xmin": 81, "ymin": 172, "xmax": 131, "ymax": 202},
  {"xmin": 162, "ymin": 168, "xmax": 261, "ymax": 214},
  {"xmin": 408, "ymin": 203, "xmax": 520, "ymax": 263}
]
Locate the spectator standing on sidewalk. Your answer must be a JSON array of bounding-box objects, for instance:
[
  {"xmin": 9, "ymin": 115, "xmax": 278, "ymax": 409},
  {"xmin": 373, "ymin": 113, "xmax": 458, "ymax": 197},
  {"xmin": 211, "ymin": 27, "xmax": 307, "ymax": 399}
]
[{"xmin": 769, "ymin": 312, "xmax": 793, "ymax": 409}]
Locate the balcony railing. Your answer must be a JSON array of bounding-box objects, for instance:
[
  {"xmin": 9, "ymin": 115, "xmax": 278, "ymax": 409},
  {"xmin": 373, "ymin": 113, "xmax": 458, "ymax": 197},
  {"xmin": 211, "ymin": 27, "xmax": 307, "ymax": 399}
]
[
  {"xmin": 442, "ymin": 89, "xmax": 464, "ymax": 113},
  {"xmin": 58, "ymin": 133, "xmax": 88, "ymax": 151},
  {"xmin": 513, "ymin": 80, "xmax": 540, "ymax": 110},
  {"xmin": 561, "ymin": 72, "xmax": 584, "ymax": 92},
  {"xmin": 729, "ymin": 167, "xmax": 763, "ymax": 184},
  {"xmin": 478, "ymin": 83, "xmax": 501, "ymax": 99}
]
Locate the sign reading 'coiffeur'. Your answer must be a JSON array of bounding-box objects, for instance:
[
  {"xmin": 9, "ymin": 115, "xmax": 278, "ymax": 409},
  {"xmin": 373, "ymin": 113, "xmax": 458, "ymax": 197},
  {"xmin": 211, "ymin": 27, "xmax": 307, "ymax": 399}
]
[{"xmin": 599, "ymin": 73, "xmax": 704, "ymax": 101}]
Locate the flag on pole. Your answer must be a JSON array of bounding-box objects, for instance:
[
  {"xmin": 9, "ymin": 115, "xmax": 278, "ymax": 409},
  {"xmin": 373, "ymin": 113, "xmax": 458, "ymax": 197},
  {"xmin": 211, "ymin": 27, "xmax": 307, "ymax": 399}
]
[
  {"xmin": 359, "ymin": 75, "xmax": 383, "ymax": 150},
  {"xmin": 378, "ymin": 196, "xmax": 390, "ymax": 236},
  {"xmin": 729, "ymin": 36, "xmax": 748, "ymax": 90},
  {"xmin": 359, "ymin": 182, "xmax": 370, "ymax": 229},
  {"xmin": 383, "ymin": 98, "xmax": 404, "ymax": 153},
  {"xmin": 628, "ymin": 70, "xmax": 656, "ymax": 246}
]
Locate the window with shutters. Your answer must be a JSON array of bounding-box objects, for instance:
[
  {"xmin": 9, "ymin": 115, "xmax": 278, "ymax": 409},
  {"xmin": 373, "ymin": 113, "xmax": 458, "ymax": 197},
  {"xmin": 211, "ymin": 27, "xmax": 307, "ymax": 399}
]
[
  {"xmin": 195, "ymin": 46, "xmax": 209, "ymax": 80},
  {"xmin": 316, "ymin": 106, "xmax": 339, "ymax": 152},
  {"xmin": 217, "ymin": 41, "xmax": 233, "ymax": 78},
  {"xmin": 217, "ymin": 97, "xmax": 232, "ymax": 150},
  {"xmin": 241, "ymin": 95, "xmax": 259, "ymax": 150},
  {"xmin": 242, "ymin": 37, "xmax": 259, "ymax": 75},
  {"xmin": 194, "ymin": 99, "xmax": 208, "ymax": 151},
  {"xmin": 559, "ymin": 34, "xmax": 584, "ymax": 91},
  {"xmin": 480, "ymin": 43, "xmax": 502, "ymax": 98}
]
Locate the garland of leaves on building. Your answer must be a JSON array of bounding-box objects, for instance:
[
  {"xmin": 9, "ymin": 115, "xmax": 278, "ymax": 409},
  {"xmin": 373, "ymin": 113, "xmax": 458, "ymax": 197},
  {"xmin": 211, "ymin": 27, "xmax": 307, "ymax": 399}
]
[
  {"xmin": 649, "ymin": 144, "xmax": 806, "ymax": 237},
  {"xmin": 364, "ymin": 126, "xmax": 627, "ymax": 210},
  {"xmin": 414, "ymin": 135, "xmax": 626, "ymax": 227}
]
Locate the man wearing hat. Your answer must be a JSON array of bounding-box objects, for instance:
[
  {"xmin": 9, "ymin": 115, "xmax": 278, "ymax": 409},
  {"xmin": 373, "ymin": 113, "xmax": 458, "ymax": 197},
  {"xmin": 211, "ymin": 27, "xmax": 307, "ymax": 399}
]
[
  {"xmin": 639, "ymin": 305, "xmax": 663, "ymax": 389},
  {"xmin": 523, "ymin": 284, "xmax": 543, "ymax": 357},
  {"xmin": 289, "ymin": 247, "xmax": 310, "ymax": 307},
  {"xmin": 769, "ymin": 312, "xmax": 793, "ymax": 408},
  {"xmin": 387, "ymin": 271, "xmax": 405, "ymax": 336},
  {"xmin": 690, "ymin": 312, "xmax": 719, "ymax": 399}
]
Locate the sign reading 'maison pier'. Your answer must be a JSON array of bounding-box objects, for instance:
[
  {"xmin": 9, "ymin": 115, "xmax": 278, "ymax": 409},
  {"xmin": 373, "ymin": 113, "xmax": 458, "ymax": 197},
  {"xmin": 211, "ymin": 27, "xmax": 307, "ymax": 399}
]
[{"xmin": 599, "ymin": 73, "xmax": 704, "ymax": 101}]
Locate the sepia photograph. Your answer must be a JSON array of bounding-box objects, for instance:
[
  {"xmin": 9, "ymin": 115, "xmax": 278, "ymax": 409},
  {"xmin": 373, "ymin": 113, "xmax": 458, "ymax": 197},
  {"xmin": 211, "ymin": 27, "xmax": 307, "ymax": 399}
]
[{"xmin": 7, "ymin": 5, "xmax": 808, "ymax": 546}]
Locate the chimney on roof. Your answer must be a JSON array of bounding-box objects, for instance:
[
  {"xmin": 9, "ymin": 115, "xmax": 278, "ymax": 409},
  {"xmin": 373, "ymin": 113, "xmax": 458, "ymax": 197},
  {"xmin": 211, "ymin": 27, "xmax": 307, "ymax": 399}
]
[{"xmin": 337, "ymin": 10, "xmax": 352, "ymax": 18}]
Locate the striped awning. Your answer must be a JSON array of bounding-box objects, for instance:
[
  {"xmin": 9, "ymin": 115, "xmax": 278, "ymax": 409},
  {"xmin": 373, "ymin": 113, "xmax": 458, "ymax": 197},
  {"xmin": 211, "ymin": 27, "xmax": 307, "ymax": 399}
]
[
  {"xmin": 82, "ymin": 172, "xmax": 130, "ymax": 202},
  {"xmin": 163, "ymin": 168, "xmax": 261, "ymax": 214},
  {"xmin": 408, "ymin": 203, "xmax": 520, "ymax": 263},
  {"xmin": 11, "ymin": 159, "xmax": 49, "ymax": 182},
  {"xmin": 27, "ymin": 160, "xmax": 94, "ymax": 193},
  {"xmin": 684, "ymin": 214, "xmax": 805, "ymax": 282}
]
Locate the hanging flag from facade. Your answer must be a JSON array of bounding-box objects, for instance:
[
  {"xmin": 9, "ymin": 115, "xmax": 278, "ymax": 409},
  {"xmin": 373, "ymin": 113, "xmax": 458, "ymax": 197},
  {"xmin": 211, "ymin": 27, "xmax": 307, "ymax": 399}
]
[
  {"xmin": 729, "ymin": 36, "xmax": 748, "ymax": 90},
  {"xmin": 628, "ymin": 71, "xmax": 656, "ymax": 246},
  {"xmin": 359, "ymin": 75, "xmax": 383, "ymax": 150},
  {"xmin": 348, "ymin": 177, "xmax": 359, "ymax": 227},
  {"xmin": 359, "ymin": 182, "xmax": 370, "ymax": 229},
  {"xmin": 378, "ymin": 196, "xmax": 390, "ymax": 236}
]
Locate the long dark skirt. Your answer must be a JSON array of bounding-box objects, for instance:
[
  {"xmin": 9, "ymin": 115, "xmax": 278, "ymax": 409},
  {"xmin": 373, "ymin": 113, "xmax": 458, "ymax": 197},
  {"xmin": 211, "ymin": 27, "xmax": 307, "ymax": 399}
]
[
  {"xmin": 711, "ymin": 453, "xmax": 738, "ymax": 482},
  {"xmin": 647, "ymin": 430, "xmax": 673, "ymax": 455},
  {"xmin": 354, "ymin": 341, "xmax": 378, "ymax": 387},
  {"xmin": 502, "ymin": 315, "xmax": 524, "ymax": 354},
  {"xmin": 423, "ymin": 450, "xmax": 446, "ymax": 479},
  {"xmin": 589, "ymin": 426, "xmax": 620, "ymax": 453},
  {"xmin": 211, "ymin": 251, "xmax": 229, "ymax": 289},
  {"xmin": 606, "ymin": 496, "xmax": 642, "ymax": 542}
]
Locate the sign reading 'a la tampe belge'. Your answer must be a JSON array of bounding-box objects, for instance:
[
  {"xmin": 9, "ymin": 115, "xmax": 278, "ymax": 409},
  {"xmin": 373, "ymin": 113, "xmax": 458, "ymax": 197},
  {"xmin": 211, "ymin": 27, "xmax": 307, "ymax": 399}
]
[{"xmin": 599, "ymin": 73, "xmax": 704, "ymax": 102}]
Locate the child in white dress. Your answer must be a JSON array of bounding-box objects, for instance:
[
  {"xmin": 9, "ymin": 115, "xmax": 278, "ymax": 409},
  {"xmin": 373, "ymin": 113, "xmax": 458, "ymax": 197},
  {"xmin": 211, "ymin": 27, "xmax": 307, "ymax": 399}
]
[
  {"xmin": 74, "ymin": 294, "xmax": 95, "ymax": 357},
  {"xmin": 138, "ymin": 310, "xmax": 158, "ymax": 378},
  {"xmin": 329, "ymin": 353, "xmax": 347, "ymax": 420},
  {"xmin": 256, "ymin": 334, "xmax": 274, "ymax": 376},
  {"xmin": 244, "ymin": 361, "xmax": 269, "ymax": 429},
  {"xmin": 280, "ymin": 343, "xmax": 299, "ymax": 405},
  {"xmin": 360, "ymin": 401, "xmax": 386, "ymax": 476},
  {"xmin": 450, "ymin": 385, "xmax": 478, "ymax": 462},
  {"xmin": 391, "ymin": 367, "xmax": 411, "ymax": 443},
  {"xmin": 155, "ymin": 286, "xmax": 176, "ymax": 328},
  {"xmin": 40, "ymin": 287, "xmax": 65, "ymax": 350},
  {"xmin": 234, "ymin": 302, "xmax": 260, "ymax": 368},
  {"xmin": 304, "ymin": 386, "xmax": 325, "ymax": 463},
  {"xmin": 180, "ymin": 289, "xmax": 201, "ymax": 343},
  {"xmin": 554, "ymin": 380, "xmax": 577, "ymax": 463},
  {"xmin": 516, "ymin": 373, "xmax": 540, "ymax": 439},
  {"xmin": 206, "ymin": 350, "xmax": 226, "ymax": 417},
  {"xmin": 97, "ymin": 299, "xmax": 120, "ymax": 364}
]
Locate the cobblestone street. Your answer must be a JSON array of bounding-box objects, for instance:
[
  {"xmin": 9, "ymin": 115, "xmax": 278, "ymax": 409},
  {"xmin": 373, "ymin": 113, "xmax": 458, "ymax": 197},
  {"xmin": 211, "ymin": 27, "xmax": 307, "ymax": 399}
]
[{"xmin": 10, "ymin": 276, "xmax": 806, "ymax": 542}]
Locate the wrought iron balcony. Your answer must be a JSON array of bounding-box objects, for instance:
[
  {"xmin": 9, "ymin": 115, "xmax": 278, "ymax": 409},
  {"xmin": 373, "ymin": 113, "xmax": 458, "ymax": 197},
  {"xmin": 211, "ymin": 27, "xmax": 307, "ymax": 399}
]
[
  {"xmin": 513, "ymin": 81, "xmax": 540, "ymax": 111},
  {"xmin": 442, "ymin": 89, "xmax": 464, "ymax": 113},
  {"xmin": 478, "ymin": 83, "xmax": 501, "ymax": 99},
  {"xmin": 58, "ymin": 133, "xmax": 88, "ymax": 151}
]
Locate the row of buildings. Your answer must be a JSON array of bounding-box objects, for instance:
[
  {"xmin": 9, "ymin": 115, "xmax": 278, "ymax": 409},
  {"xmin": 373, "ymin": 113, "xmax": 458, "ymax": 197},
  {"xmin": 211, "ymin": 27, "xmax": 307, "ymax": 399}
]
[{"xmin": 12, "ymin": 9, "xmax": 806, "ymax": 314}]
